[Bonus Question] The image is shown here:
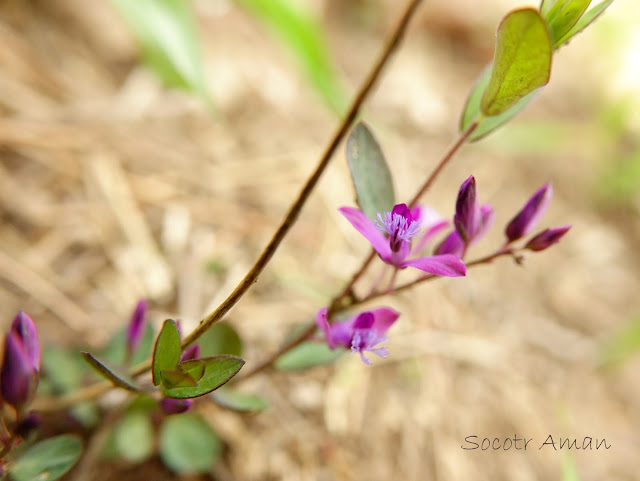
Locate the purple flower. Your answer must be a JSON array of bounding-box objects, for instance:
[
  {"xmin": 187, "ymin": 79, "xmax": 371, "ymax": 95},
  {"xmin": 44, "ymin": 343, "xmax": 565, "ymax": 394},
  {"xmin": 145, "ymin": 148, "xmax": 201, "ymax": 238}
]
[
  {"xmin": 525, "ymin": 225, "xmax": 571, "ymax": 251},
  {"xmin": 126, "ymin": 299, "xmax": 148, "ymax": 355},
  {"xmin": 1, "ymin": 312, "xmax": 40, "ymax": 410},
  {"xmin": 160, "ymin": 397, "xmax": 193, "ymax": 415},
  {"xmin": 505, "ymin": 183, "xmax": 553, "ymax": 242},
  {"xmin": 180, "ymin": 344, "xmax": 201, "ymax": 363},
  {"xmin": 316, "ymin": 307, "xmax": 399, "ymax": 365},
  {"xmin": 339, "ymin": 204, "xmax": 466, "ymax": 277}
]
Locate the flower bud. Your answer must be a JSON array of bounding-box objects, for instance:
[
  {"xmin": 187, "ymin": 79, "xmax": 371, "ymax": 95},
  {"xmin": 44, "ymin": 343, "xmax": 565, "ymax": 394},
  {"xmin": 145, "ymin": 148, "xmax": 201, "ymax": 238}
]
[
  {"xmin": 180, "ymin": 344, "xmax": 201, "ymax": 363},
  {"xmin": 505, "ymin": 183, "xmax": 553, "ymax": 242},
  {"xmin": 525, "ymin": 225, "xmax": 571, "ymax": 251},
  {"xmin": 1, "ymin": 332, "xmax": 39, "ymax": 410},
  {"xmin": 434, "ymin": 231, "xmax": 465, "ymax": 258},
  {"xmin": 454, "ymin": 176, "xmax": 480, "ymax": 243},
  {"xmin": 161, "ymin": 397, "xmax": 193, "ymax": 415},
  {"xmin": 126, "ymin": 300, "xmax": 148, "ymax": 355},
  {"xmin": 11, "ymin": 311, "xmax": 40, "ymax": 371}
]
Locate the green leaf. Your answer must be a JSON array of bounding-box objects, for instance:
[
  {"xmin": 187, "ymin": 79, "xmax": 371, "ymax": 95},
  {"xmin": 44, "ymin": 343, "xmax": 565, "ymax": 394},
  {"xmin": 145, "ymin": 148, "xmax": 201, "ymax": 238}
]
[
  {"xmin": 555, "ymin": 0, "xmax": 614, "ymax": 47},
  {"xmin": 540, "ymin": 0, "xmax": 561, "ymax": 18},
  {"xmin": 562, "ymin": 452, "xmax": 581, "ymax": 481},
  {"xmin": 236, "ymin": 0, "xmax": 346, "ymax": 114},
  {"xmin": 599, "ymin": 316, "xmax": 640, "ymax": 367},
  {"xmin": 159, "ymin": 413, "xmax": 222, "ymax": 474},
  {"xmin": 346, "ymin": 122, "xmax": 395, "ymax": 220},
  {"xmin": 211, "ymin": 386, "xmax": 269, "ymax": 412},
  {"xmin": 10, "ymin": 435, "xmax": 82, "ymax": 481},
  {"xmin": 161, "ymin": 368, "xmax": 199, "ymax": 389},
  {"xmin": 481, "ymin": 8, "xmax": 552, "ymax": 116},
  {"xmin": 108, "ymin": 0, "xmax": 210, "ymax": 104},
  {"xmin": 41, "ymin": 346, "xmax": 86, "ymax": 394},
  {"xmin": 162, "ymin": 355, "xmax": 245, "ymax": 399},
  {"xmin": 81, "ymin": 352, "xmax": 141, "ymax": 392},
  {"xmin": 197, "ymin": 322, "xmax": 243, "ymax": 357},
  {"xmin": 101, "ymin": 323, "xmax": 155, "ymax": 367},
  {"xmin": 275, "ymin": 342, "xmax": 344, "ymax": 370},
  {"xmin": 152, "ymin": 319, "xmax": 182, "ymax": 386},
  {"xmin": 112, "ymin": 410, "xmax": 154, "ymax": 463},
  {"xmin": 544, "ymin": 0, "xmax": 591, "ymax": 46},
  {"xmin": 178, "ymin": 359, "xmax": 206, "ymax": 381}
]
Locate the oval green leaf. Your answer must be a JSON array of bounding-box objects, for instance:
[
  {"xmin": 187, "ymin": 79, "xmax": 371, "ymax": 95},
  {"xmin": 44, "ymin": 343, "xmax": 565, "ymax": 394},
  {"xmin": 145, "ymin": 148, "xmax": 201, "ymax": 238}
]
[
  {"xmin": 10, "ymin": 435, "xmax": 82, "ymax": 481},
  {"xmin": 162, "ymin": 355, "xmax": 245, "ymax": 399},
  {"xmin": 346, "ymin": 122, "xmax": 395, "ymax": 221},
  {"xmin": 152, "ymin": 319, "xmax": 182, "ymax": 386},
  {"xmin": 81, "ymin": 352, "xmax": 141, "ymax": 392},
  {"xmin": 211, "ymin": 387, "xmax": 269, "ymax": 412},
  {"xmin": 555, "ymin": 0, "xmax": 614, "ymax": 47},
  {"xmin": 159, "ymin": 414, "xmax": 222, "ymax": 474},
  {"xmin": 275, "ymin": 342, "xmax": 344, "ymax": 371},
  {"xmin": 196, "ymin": 322, "xmax": 243, "ymax": 358},
  {"xmin": 113, "ymin": 410, "xmax": 154, "ymax": 463},
  {"xmin": 544, "ymin": 0, "xmax": 591, "ymax": 46},
  {"xmin": 161, "ymin": 368, "xmax": 199, "ymax": 389},
  {"xmin": 481, "ymin": 8, "xmax": 552, "ymax": 116}
]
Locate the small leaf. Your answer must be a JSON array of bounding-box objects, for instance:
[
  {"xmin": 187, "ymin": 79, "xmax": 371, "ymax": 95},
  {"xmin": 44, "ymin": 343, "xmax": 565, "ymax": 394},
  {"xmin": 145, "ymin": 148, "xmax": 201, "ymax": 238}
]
[
  {"xmin": 108, "ymin": 0, "xmax": 210, "ymax": 104},
  {"xmin": 599, "ymin": 316, "xmax": 640, "ymax": 367},
  {"xmin": 179, "ymin": 359, "xmax": 206, "ymax": 381},
  {"xmin": 555, "ymin": 0, "xmax": 614, "ymax": 47},
  {"xmin": 81, "ymin": 352, "xmax": 141, "ymax": 392},
  {"xmin": 197, "ymin": 322, "xmax": 243, "ymax": 357},
  {"xmin": 211, "ymin": 387, "xmax": 269, "ymax": 412},
  {"xmin": 152, "ymin": 319, "xmax": 182, "ymax": 386},
  {"xmin": 10, "ymin": 435, "xmax": 82, "ymax": 481},
  {"xmin": 113, "ymin": 410, "xmax": 154, "ymax": 463},
  {"xmin": 41, "ymin": 346, "xmax": 86, "ymax": 394},
  {"xmin": 161, "ymin": 368, "xmax": 199, "ymax": 389},
  {"xmin": 101, "ymin": 323, "xmax": 155, "ymax": 367},
  {"xmin": 544, "ymin": 0, "xmax": 591, "ymax": 46},
  {"xmin": 346, "ymin": 122, "xmax": 396, "ymax": 220},
  {"xmin": 162, "ymin": 355, "xmax": 245, "ymax": 399},
  {"xmin": 159, "ymin": 413, "xmax": 222, "ymax": 474},
  {"xmin": 481, "ymin": 8, "xmax": 552, "ymax": 116},
  {"xmin": 275, "ymin": 342, "xmax": 344, "ymax": 371},
  {"xmin": 540, "ymin": 0, "xmax": 561, "ymax": 18}
]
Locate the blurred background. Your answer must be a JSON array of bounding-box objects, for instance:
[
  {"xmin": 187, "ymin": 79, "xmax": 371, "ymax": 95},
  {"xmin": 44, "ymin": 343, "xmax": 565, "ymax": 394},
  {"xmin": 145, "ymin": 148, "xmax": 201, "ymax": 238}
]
[{"xmin": 0, "ymin": 0, "xmax": 639, "ymax": 479}]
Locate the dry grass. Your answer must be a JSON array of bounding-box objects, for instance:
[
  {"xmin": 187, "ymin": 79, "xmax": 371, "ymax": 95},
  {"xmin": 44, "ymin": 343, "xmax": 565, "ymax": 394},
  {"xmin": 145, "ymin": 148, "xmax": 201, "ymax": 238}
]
[{"xmin": 1, "ymin": 0, "xmax": 638, "ymax": 480}]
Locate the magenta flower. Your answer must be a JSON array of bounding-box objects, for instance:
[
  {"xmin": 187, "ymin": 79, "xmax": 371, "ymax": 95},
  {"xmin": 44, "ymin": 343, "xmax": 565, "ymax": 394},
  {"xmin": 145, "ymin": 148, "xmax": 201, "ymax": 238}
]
[
  {"xmin": 505, "ymin": 183, "xmax": 553, "ymax": 242},
  {"xmin": 126, "ymin": 299, "xmax": 148, "ymax": 355},
  {"xmin": 316, "ymin": 307, "xmax": 399, "ymax": 364},
  {"xmin": 339, "ymin": 204, "xmax": 466, "ymax": 277},
  {"xmin": 160, "ymin": 397, "xmax": 193, "ymax": 415},
  {"xmin": 525, "ymin": 225, "xmax": 571, "ymax": 251}
]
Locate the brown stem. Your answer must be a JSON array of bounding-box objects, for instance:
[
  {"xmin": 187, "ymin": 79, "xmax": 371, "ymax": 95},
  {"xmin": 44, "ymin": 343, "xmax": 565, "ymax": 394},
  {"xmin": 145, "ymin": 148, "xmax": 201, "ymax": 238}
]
[{"xmin": 33, "ymin": 0, "xmax": 425, "ymax": 413}]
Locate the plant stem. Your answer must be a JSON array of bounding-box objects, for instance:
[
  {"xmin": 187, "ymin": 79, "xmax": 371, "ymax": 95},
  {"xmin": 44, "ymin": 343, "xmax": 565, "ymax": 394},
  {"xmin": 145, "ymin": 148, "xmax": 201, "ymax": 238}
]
[{"xmin": 33, "ymin": 0, "xmax": 425, "ymax": 413}]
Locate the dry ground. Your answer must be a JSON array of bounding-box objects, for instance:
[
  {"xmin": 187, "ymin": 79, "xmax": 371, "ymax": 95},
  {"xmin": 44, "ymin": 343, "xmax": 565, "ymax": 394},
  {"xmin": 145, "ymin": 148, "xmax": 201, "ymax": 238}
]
[{"xmin": 0, "ymin": 0, "xmax": 638, "ymax": 480}]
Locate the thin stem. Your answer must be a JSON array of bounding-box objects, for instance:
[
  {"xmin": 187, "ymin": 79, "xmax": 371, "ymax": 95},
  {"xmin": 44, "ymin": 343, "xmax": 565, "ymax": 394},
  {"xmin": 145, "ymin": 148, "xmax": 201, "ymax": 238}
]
[{"xmin": 33, "ymin": 0, "xmax": 425, "ymax": 413}]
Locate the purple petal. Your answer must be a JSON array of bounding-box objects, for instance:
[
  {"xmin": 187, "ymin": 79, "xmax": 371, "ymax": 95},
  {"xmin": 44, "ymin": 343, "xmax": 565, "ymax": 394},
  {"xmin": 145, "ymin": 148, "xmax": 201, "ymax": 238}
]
[
  {"xmin": 161, "ymin": 397, "xmax": 193, "ymax": 414},
  {"xmin": 525, "ymin": 225, "xmax": 571, "ymax": 251},
  {"xmin": 434, "ymin": 231, "xmax": 465, "ymax": 258},
  {"xmin": 126, "ymin": 300, "xmax": 148, "ymax": 355},
  {"xmin": 505, "ymin": 183, "xmax": 553, "ymax": 242},
  {"xmin": 471, "ymin": 203, "xmax": 495, "ymax": 245},
  {"xmin": 180, "ymin": 344, "xmax": 201, "ymax": 362},
  {"xmin": 402, "ymin": 254, "xmax": 466, "ymax": 277},
  {"xmin": 1, "ymin": 332, "xmax": 38, "ymax": 409},
  {"xmin": 370, "ymin": 307, "xmax": 400, "ymax": 335},
  {"xmin": 11, "ymin": 311, "xmax": 40, "ymax": 371},
  {"xmin": 315, "ymin": 307, "xmax": 335, "ymax": 349},
  {"xmin": 339, "ymin": 207, "xmax": 392, "ymax": 261},
  {"xmin": 454, "ymin": 176, "xmax": 480, "ymax": 243}
]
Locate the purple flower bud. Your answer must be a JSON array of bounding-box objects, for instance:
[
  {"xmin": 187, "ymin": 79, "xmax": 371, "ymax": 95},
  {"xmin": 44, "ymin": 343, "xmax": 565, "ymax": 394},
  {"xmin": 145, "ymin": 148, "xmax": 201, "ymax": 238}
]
[
  {"xmin": 180, "ymin": 344, "xmax": 201, "ymax": 362},
  {"xmin": 126, "ymin": 300, "xmax": 148, "ymax": 355},
  {"xmin": 505, "ymin": 183, "xmax": 553, "ymax": 242},
  {"xmin": 11, "ymin": 311, "xmax": 40, "ymax": 371},
  {"xmin": 161, "ymin": 397, "xmax": 193, "ymax": 415},
  {"xmin": 434, "ymin": 230, "xmax": 465, "ymax": 258},
  {"xmin": 15, "ymin": 411, "xmax": 41, "ymax": 438},
  {"xmin": 454, "ymin": 176, "xmax": 481, "ymax": 244},
  {"xmin": 524, "ymin": 225, "xmax": 571, "ymax": 251},
  {"xmin": 1, "ymin": 332, "xmax": 39, "ymax": 410}
]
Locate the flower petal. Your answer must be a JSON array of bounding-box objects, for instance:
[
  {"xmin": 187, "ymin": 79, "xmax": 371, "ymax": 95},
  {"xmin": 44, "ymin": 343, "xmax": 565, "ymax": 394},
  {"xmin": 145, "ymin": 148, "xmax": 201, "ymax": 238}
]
[
  {"xmin": 471, "ymin": 203, "xmax": 495, "ymax": 246},
  {"xmin": 434, "ymin": 231, "xmax": 465, "ymax": 258},
  {"xmin": 315, "ymin": 307, "xmax": 335, "ymax": 349},
  {"xmin": 370, "ymin": 307, "xmax": 400, "ymax": 335},
  {"xmin": 505, "ymin": 183, "xmax": 552, "ymax": 242},
  {"xmin": 525, "ymin": 225, "xmax": 571, "ymax": 251},
  {"xmin": 339, "ymin": 207, "xmax": 392, "ymax": 261},
  {"xmin": 402, "ymin": 254, "xmax": 466, "ymax": 277}
]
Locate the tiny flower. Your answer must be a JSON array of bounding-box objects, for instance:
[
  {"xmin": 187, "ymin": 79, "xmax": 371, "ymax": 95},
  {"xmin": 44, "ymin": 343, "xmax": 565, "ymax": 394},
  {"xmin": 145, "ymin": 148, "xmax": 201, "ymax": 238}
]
[
  {"xmin": 316, "ymin": 307, "xmax": 399, "ymax": 365},
  {"xmin": 126, "ymin": 299, "xmax": 148, "ymax": 355},
  {"xmin": 160, "ymin": 397, "xmax": 193, "ymax": 415},
  {"xmin": 435, "ymin": 202, "xmax": 494, "ymax": 258},
  {"xmin": 454, "ymin": 176, "xmax": 481, "ymax": 243},
  {"xmin": 180, "ymin": 344, "xmax": 201, "ymax": 362},
  {"xmin": 1, "ymin": 332, "xmax": 38, "ymax": 410},
  {"xmin": 505, "ymin": 183, "xmax": 553, "ymax": 242},
  {"xmin": 11, "ymin": 311, "xmax": 40, "ymax": 371},
  {"xmin": 524, "ymin": 225, "xmax": 571, "ymax": 251},
  {"xmin": 339, "ymin": 204, "xmax": 466, "ymax": 277}
]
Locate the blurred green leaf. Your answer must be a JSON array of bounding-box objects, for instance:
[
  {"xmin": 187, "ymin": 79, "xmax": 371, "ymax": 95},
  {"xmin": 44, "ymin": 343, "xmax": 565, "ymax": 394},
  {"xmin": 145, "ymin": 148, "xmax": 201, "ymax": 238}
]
[
  {"xmin": 162, "ymin": 355, "xmax": 245, "ymax": 399},
  {"xmin": 562, "ymin": 452, "xmax": 581, "ymax": 481},
  {"xmin": 599, "ymin": 316, "xmax": 640, "ymax": 367},
  {"xmin": 599, "ymin": 149, "xmax": 640, "ymax": 204},
  {"xmin": 41, "ymin": 346, "xmax": 86, "ymax": 394},
  {"xmin": 481, "ymin": 8, "xmax": 552, "ymax": 116},
  {"xmin": 275, "ymin": 342, "xmax": 344, "ymax": 370},
  {"xmin": 197, "ymin": 322, "xmax": 243, "ymax": 358},
  {"xmin": 152, "ymin": 319, "xmax": 182, "ymax": 386},
  {"xmin": 346, "ymin": 122, "xmax": 395, "ymax": 220},
  {"xmin": 543, "ymin": 0, "xmax": 590, "ymax": 46},
  {"xmin": 102, "ymin": 323, "xmax": 155, "ymax": 368},
  {"xmin": 555, "ymin": 0, "xmax": 614, "ymax": 47},
  {"xmin": 81, "ymin": 352, "xmax": 141, "ymax": 392},
  {"xmin": 236, "ymin": 0, "xmax": 346, "ymax": 114},
  {"xmin": 10, "ymin": 435, "xmax": 82, "ymax": 481},
  {"xmin": 211, "ymin": 386, "xmax": 269, "ymax": 412},
  {"xmin": 540, "ymin": 0, "xmax": 561, "ymax": 18},
  {"xmin": 108, "ymin": 0, "xmax": 210, "ymax": 104},
  {"xmin": 113, "ymin": 410, "xmax": 154, "ymax": 463},
  {"xmin": 159, "ymin": 413, "xmax": 222, "ymax": 474}
]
